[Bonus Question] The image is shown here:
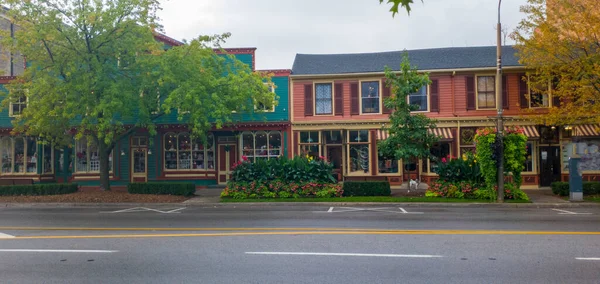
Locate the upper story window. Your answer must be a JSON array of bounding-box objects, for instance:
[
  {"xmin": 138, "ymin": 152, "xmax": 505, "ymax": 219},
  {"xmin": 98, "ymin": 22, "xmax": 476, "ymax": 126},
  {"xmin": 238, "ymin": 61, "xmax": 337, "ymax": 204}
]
[
  {"xmin": 361, "ymin": 81, "xmax": 380, "ymax": 114},
  {"xmin": 315, "ymin": 83, "xmax": 333, "ymax": 115},
  {"xmin": 409, "ymin": 86, "xmax": 428, "ymax": 112},
  {"xmin": 477, "ymin": 76, "xmax": 496, "ymax": 109},
  {"xmin": 9, "ymin": 95, "xmax": 27, "ymax": 117},
  {"xmin": 529, "ymin": 76, "xmax": 550, "ymax": 108},
  {"xmin": 256, "ymin": 83, "xmax": 276, "ymax": 112}
]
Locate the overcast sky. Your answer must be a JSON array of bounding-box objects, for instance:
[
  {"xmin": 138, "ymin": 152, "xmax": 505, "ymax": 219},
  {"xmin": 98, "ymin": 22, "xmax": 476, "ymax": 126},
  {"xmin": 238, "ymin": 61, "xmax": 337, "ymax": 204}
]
[{"xmin": 159, "ymin": 0, "xmax": 527, "ymax": 70}]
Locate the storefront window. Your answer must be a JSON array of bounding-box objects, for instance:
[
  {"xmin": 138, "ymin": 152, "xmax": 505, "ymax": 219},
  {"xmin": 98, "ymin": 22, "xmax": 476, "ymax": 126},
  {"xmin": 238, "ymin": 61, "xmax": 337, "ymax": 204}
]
[
  {"xmin": 0, "ymin": 137, "xmax": 53, "ymax": 175},
  {"xmin": 348, "ymin": 130, "xmax": 370, "ymax": 174},
  {"xmin": 524, "ymin": 142, "xmax": 534, "ymax": 172},
  {"xmin": 324, "ymin": 130, "xmax": 343, "ymax": 144},
  {"xmin": 576, "ymin": 140, "xmax": 600, "ymax": 172},
  {"xmin": 75, "ymin": 137, "xmax": 112, "ymax": 173},
  {"xmin": 378, "ymin": 155, "xmax": 399, "ymax": 174},
  {"xmin": 429, "ymin": 143, "xmax": 451, "ymax": 173},
  {"xmin": 241, "ymin": 131, "xmax": 282, "ymax": 162},
  {"xmin": 41, "ymin": 143, "xmax": 53, "ymax": 174},
  {"xmin": 164, "ymin": 132, "xmax": 214, "ymax": 170},
  {"xmin": 299, "ymin": 131, "xmax": 320, "ymax": 158}
]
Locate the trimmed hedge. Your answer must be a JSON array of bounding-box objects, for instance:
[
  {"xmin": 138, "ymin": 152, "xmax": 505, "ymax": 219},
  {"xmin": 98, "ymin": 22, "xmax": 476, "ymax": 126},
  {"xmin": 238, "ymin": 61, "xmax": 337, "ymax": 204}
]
[
  {"xmin": 127, "ymin": 183, "xmax": 195, "ymax": 196},
  {"xmin": 0, "ymin": 184, "xmax": 78, "ymax": 196},
  {"xmin": 551, "ymin": 181, "xmax": 600, "ymax": 196},
  {"xmin": 342, "ymin": 181, "xmax": 391, "ymax": 196}
]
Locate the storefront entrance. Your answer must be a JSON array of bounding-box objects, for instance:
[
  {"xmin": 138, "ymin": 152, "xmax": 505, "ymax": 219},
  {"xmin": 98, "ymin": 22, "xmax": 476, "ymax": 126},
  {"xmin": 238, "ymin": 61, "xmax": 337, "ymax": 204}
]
[
  {"xmin": 218, "ymin": 144, "xmax": 237, "ymax": 185},
  {"xmin": 131, "ymin": 137, "xmax": 148, "ymax": 182},
  {"xmin": 539, "ymin": 146, "xmax": 561, "ymax": 187},
  {"xmin": 326, "ymin": 145, "xmax": 343, "ymax": 181}
]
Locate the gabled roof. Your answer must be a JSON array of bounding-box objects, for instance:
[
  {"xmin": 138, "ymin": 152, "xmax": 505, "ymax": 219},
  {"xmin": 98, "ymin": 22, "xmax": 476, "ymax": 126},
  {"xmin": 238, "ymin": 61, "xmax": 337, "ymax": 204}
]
[{"xmin": 291, "ymin": 46, "xmax": 522, "ymax": 75}]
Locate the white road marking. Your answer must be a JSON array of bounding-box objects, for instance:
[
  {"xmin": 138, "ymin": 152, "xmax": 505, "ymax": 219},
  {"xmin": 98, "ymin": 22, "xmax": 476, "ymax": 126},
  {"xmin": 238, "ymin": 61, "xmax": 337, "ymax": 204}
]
[
  {"xmin": 552, "ymin": 209, "xmax": 592, "ymax": 215},
  {"xmin": 398, "ymin": 207, "xmax": 424, "ymax": 214},
  {"xmin": 576, "ymin": 257, "xmax": 600, "ymax": 261},
  {"xmin": 0, "ymin": 249, "xmax": 117, "ymax": 253},
  {"xmin": 327, "ymin": 207, "xmax": 334, "ymax": 213},
  {"xmin": 100, "ymin": 207, "xmax": 186, "ymax": 214},
  {"xmin": 246, "ymin": 252, "xmax": 442, "ymax": 258},
  {"xmin": 0, "ymin": 233, "xmax": 15, "ymax": 239}
]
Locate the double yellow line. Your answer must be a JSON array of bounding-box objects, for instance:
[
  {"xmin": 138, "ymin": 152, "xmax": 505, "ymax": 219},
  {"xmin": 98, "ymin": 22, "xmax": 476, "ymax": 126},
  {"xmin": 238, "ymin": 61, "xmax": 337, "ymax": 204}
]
[{"xmin": 1, "ymin": 227, "xmax": 599, "ymax": 240}]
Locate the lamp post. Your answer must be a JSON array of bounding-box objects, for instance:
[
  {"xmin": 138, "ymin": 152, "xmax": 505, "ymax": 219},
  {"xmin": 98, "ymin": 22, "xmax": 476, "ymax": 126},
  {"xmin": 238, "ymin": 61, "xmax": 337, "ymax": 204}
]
[{"xmin": 496, "ymin": 0, "xmax": 504, "ymax": 202}]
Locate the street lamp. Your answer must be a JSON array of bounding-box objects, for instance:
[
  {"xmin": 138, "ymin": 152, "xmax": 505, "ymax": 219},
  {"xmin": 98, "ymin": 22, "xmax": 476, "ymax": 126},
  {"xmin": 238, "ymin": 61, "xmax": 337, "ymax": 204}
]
[{"xmin": 496, "ymin": 0, "xmax": 504, "ymax": 202}]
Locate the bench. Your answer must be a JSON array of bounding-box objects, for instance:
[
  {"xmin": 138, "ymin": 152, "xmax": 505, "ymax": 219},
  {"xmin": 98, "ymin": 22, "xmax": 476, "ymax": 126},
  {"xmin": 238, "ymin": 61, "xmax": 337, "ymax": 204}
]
[{"xmin": 0, "ymin": 179, "xmax": 34, "ymax": 186}]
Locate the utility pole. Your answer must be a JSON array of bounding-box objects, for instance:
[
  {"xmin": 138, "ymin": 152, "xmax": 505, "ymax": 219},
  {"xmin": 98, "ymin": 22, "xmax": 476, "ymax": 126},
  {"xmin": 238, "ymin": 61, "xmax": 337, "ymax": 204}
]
[{"xmin": 496, "ymin": 0, "xmax": 504, "ymax": 202}]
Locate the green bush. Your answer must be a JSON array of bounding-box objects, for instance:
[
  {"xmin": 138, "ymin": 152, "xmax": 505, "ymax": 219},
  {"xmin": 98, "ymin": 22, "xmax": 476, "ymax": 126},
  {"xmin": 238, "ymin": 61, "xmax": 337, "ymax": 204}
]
[
  {"xmin": 504, "ymin": 182, "xmax": 529, "ymax": 201},
  {"xmin": 221, "ymin": 180, "xmax": 342, "ymax": 199},
  {"xmin": 342, "ymin": 181, "xmax": 391, "ymax": 196},
  {"xmin": 0, "ymin": 183, "xmax": 78, "ymax": 196},
  {"xmin": 127, "ymin": 183, "xmax": 195, "ymax": 196},
  {"xmin": 427, "ymin": 180, "xmax": 481, "ymax": 199},
  {"xmin": 231, "ymin": 156, "xmax": 336, "ymax": 184},
  {"xmin": 435, "ymin": 152, "xmax": 482, "ymax": 184},
  {"xmin": 551, "ymin": 181, "xmax": 600, "ymax": 196}
]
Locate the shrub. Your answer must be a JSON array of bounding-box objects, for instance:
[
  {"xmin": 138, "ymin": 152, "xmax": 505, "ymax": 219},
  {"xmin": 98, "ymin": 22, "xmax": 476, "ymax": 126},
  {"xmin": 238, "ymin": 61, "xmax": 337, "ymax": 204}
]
[
  {"xmin": 127, "ymin": 183, "xmax": 195, "ymax": 196},
  {"xmin": 231, "ymin": 155, "xmax": 336, "ymax": 184},
  {"xmin": 435, "ymin": 152, "xmax": 482, "ymax": 184},
  {"xmin": 342, "ymin": 181, "xmax": 391, "ymax": 196},
  {"xmin": 0, "ymin": 183, "xmax": 78, "ymax": 196},
  {"xmin": 472, "ymin": 188, "xmax": 496, "ymax": 200},
  {"xmin": 221, "ymin": 180, "xmax": 342, "ymax": 199},
  {"xmin": 551, "ymin": 181, "xmax": 600, "ymax": 196},
  {"xmin": 504, "ymin": 182, "xmax": 529, "ymax": 201}
]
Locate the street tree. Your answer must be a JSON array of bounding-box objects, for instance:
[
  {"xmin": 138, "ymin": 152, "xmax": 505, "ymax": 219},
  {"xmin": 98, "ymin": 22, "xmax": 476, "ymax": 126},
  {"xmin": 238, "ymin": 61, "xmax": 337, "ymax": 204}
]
[
  {"xmin": 512, "ymin": 0, "xmax": 600, "ymax": 126},
  {"xmin": 378, "ymin": 53, "xmax": 439, "ymax": 179},
  {"xmin": 379, "ymin": 0, "xmax": 423, "ymax": 16},
  {"xmin": 0, "ymin": 0, "xmax": 274, "ymax": 190}
]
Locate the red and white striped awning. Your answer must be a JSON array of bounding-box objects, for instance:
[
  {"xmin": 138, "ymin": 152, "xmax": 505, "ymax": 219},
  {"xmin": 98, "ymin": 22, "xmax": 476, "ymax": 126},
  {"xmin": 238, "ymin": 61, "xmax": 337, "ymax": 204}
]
[
  {"xmin": 573, "ymin": 124, "xmax": 600, "ymax": 137},
  {"xmin": 377, "ymin": 128, "xmax": 454, "ymax": 140},
  {"xmin": 513, "ymin": 125, "xmax": 540, "ymax": 138}
]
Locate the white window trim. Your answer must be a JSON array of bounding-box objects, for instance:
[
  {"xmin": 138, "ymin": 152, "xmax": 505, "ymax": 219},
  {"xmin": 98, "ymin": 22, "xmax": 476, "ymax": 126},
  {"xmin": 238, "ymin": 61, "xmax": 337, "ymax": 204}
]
[
  {"xmin": 240, "ymin": 131, "xmax": 283, "ymax": 162},
  {"xmin": 313, "ymin": 81, "xmax": 334, "ymax": 116},
  {"xmin": 74, "ymin": 138, "xmax": 113, "ymax": 174},
  {"xmin": 9, "ymin": 94, "xmax": 28, "ymax": 117},
  {"xmin": 359, "ymin": 80, "xmax": 382, "ymax": 115},
  {"xmin": 407, "ymin": 84, "xmax": 430, "ymax": 113},
  {"xmin": 347, "ymin": 130, "xmax": 371, "ymax": 176},
  {"xmin": 255, "ymin": 83, "xmax": 276, "ymax": 113},
  {"xmin": 163, "ymin": 132, "xmax": 214, "ymax": 171},
  {"xmin": 475, "ymin": 74, "xmax": 497, "ymax": 110},
  {"xmin": 298, "ymin": 131, "xmax": 321, "ymax": 156},
  {"xmin": 523, "ymin": 141, "xmax": 537, "ymax": 174},
  {"xmin": 0, "ymin": 136, "xmax": 47, "ymax": 176}
]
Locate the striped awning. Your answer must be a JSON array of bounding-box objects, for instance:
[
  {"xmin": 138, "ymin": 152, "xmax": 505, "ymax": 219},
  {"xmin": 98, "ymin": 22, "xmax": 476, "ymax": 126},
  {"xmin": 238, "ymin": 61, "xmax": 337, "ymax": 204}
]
[
  {"xmin": 512, "ymin": 125, "xmax": 540, "ymax": 138},
  {"xmin": 573, "ymin": 124, "xmax": 600, "ymax": 137},
  {"xmin": 377, "ymin": 128, "xmax": 454, "ymax": 140}
]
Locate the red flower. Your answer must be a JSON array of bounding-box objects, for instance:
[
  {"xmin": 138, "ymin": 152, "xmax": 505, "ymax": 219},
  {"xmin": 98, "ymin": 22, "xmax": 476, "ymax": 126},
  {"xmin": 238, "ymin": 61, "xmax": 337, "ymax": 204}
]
[
  {"xmin": 441, "ymin": 157, "xmax": 447, "ymax": 163},
  {"xmin": 241, "ymin": 155, "xmax": 248, "ymax": 161}
]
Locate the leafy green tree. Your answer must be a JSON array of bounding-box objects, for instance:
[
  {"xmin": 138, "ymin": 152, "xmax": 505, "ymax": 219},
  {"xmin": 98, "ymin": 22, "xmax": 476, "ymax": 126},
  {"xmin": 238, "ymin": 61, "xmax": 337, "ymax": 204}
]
[
  {"xmin": 379, "ymin": 0, "xmax": 423, "ymax": 16},
  {"xmin": 0, "ymin": 0, "xmax": 274, "ymax": 190},
  {"xmin": 378, "ymin": 53, "xmax": 439, "ymax": 178}
]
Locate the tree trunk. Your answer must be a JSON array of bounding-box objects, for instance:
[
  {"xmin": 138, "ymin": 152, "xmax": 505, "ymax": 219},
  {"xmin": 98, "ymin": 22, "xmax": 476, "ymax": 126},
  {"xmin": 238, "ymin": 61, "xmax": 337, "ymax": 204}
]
[{"xmin": 98, "ymin": 141, "xmax": 113, "ymax": 191}]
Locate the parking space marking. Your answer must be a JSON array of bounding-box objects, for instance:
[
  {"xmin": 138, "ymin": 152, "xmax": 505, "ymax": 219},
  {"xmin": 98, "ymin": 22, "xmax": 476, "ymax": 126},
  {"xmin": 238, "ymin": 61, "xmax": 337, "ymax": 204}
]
[
  {"xmin": 552, "ymin": 209, "xmax": 592, "ymax": 215},
  {"xmin": 576, "ymin": 257, "xmax": 600, "ymax": 261},
  {"xmin": 100, "ymin": 207, "xmax": 186, "ymax": 214},
  {"xmin": 325, "ymin": 207, "xmax": 423, "ymax": 214}
]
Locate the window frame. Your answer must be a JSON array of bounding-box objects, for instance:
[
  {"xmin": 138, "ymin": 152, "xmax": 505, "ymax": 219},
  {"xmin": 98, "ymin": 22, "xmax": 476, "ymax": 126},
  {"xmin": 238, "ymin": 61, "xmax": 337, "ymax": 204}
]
[
  {"xmin": 359, "ymin": 80, "xmax": 382, "ymax": 114},
  {"xmin": 313, "ymin": 82, "xmax": 334, "ymax": 116},
  {"xmin": 528, "ymin": 75, "xmax": 551, "ymax": 109},
  {"xmin": 298, "ymin": 131, "xmax": 321, "ymax": 158},
  {"xmin": 163, "ymin": 132, "xmax": 215, "ymax": 171},
  {"xmin": 74, "ymin": 137, "xmax": 113, "ymax": 174},
  {"xmin": 9, "ymin": 94, "xmax": 28, "ymax": 117},
  {"xmin": 475, "ymin": 75, "xmax": 496, "ymax": 110},
  {"xmin": 407, "ymin": 85, "xmax": 430, "ymax": 113},
  {"xmin": 255, "ymin": 83, "xmax": 276, "ymax": 113},
  {"xmin": 0, "ymin": 136, "xmax": 54, "ymax": 176},
  {"xmin": 240, "ymin": 131, "xmax": 282, "ymax": 162},
  {"xmin": 347, "ymin": 130, "xmax": 371, "ymax": 175},
  {"xmin": 424, "ymin": 142, "xmax": 453, "ymax": 174},
  {"xmin": 523, "ymin": 141, "xmax": 536, "ymax": 174}
]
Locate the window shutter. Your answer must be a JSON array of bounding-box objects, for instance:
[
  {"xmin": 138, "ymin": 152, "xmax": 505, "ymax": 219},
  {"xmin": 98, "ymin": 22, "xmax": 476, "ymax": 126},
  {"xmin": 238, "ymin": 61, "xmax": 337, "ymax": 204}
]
[
  {"xmin": 519, "ymin": 73, "xmax": 528, "ymax": 109},
  {"xmin": 350, "ymin": 82, "xmax": 359, "ymax": 115},
  {"xmin": 552, "ymin": 78, "xmax": 560, "ymax": 107},
  {"xmin": 334, "ymin": 83, "xmax": 343, "ymax": 115},
  {"xmin": 502, "ymin": 75, "xmax": 509, "ymax": 109},
  {"xmin": 430, "ymin": 79, "xmax": 439, "ymax": 112},
  {"xmin": 466, "ymin": 76, "xmax": 475, "ymax": 110},
  {"xmin": 304, "ymin": 84, "xmax": 313, "ymax": 116},
  {"xmin": 382, "ymin": 79, "xmax": 392, "ymax": 114}
]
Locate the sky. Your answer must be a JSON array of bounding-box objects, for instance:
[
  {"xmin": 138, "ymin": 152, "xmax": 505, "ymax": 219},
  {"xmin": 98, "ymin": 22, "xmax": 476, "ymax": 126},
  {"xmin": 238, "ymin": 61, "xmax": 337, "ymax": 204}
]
[{"xmin": 158, "ymin": 0, "xmax": 528, "ymax": 70}]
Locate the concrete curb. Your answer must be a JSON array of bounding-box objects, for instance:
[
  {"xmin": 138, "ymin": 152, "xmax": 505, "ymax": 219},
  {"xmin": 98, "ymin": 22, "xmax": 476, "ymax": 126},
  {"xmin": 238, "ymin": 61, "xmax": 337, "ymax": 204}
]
[{"xmin": 2, "ymin": 201, "xmax": 599, "ymax": 208}]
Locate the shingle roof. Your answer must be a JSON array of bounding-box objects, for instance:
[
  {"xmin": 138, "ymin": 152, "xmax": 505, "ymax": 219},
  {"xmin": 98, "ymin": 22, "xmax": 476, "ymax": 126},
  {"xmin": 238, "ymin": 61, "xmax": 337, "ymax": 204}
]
[{"xmin": 291, "ymin": 46, "xmax": 522, "ymax": 75}]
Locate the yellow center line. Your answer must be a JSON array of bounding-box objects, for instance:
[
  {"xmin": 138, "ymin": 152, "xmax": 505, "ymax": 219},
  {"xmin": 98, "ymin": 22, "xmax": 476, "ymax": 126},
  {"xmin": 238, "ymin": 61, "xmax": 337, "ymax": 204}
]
[{"xmin": 2, "ymin": 230, "xmax": 600, "ymax": 240}]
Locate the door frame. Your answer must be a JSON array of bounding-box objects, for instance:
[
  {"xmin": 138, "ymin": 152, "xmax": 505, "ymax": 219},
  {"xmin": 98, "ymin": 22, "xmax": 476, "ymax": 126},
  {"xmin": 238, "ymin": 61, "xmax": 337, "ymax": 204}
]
[
  {"xmin": 539, "ymin": 145, "xmax": 560, "ymax": 187},
  {"xmin": 218, "ymin": 143, "xmax": 237, "ymax": 185},
  {"xmin": 131, "ymin": 147, "xmax": 148, "ymax": 183}
]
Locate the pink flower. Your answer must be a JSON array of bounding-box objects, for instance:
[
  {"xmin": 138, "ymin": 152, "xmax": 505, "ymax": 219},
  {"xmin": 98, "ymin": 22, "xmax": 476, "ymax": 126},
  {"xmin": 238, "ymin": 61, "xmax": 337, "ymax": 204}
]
[
  {"xmin": 441, "ymin": 157, "xmax": 447, "ymax": 163},
  {"xmin": 241, "ymin": 155, "xmax": 248, "ymax": 161}
]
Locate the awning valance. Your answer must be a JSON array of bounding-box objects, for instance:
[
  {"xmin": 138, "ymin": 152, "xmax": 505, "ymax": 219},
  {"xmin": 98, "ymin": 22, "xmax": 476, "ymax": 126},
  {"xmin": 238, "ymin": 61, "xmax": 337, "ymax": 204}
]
[
  {"xmin": 377, "ymin": 128, "xmax": 454, "ymax": 140},
  {"xmin": 573, "ymin": 124, "xmax": 600, "ymax": 137},
  {"xmin": 515, "ymin": 125, "xmax": 540, "ymax": 138}
]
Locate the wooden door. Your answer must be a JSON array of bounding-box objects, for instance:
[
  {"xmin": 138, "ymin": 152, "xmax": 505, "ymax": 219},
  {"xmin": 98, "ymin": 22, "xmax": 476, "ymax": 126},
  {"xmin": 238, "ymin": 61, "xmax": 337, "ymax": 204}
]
[
  {"xmin": 131, "ymin": 148, "xmax": 147, "ymax": 182},
  {"xmin": 218, "ymin": 144, "xmax": 237, "ymax": 184}
]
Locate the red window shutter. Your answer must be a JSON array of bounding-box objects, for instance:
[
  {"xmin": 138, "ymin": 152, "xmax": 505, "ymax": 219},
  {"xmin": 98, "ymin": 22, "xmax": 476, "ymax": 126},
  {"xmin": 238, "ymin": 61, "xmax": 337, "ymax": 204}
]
[
  {"xmin": 334, "ymin": 83, "xmax": 343, "ymax": 115},
  {"xmin": 466, "ymin": 76, "xmax": 475, "ymax": 110},
  {"xmin": 304, "ymin": 84, "xmax": 313, "ymax": 116},
  {"xmin": 430, "ymin": 79, "xmax": 439, "ymax": 112},
  {"xmin": 350, "ymin": 82, "xmax": 359, "ymax": 115},
  {"xmin": 552, "ymin": 78, "xmax": 560, "ymax": 107},
  {"xmin": 502, "ymin": 75, "xmax": 509, "ymax": 109},
  {"xmin": 519, "ymin": 73, "xmax": 528, "ymax": 109},
  {"xmin": 382, "ymin": 79, "xmax": 392, "ymax": 114}
]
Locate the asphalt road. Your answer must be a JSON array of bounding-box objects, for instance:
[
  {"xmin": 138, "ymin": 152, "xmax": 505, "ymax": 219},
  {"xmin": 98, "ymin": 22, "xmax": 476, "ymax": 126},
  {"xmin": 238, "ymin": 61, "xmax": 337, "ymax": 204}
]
[{"xmin": 1, "ymin": 205, "xmax": 599, "ymax": 283}]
